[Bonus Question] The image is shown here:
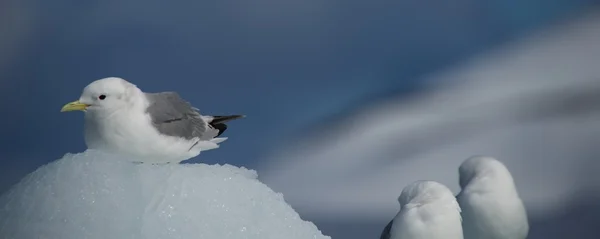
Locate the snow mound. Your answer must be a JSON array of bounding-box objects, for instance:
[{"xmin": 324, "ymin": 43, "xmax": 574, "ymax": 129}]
[{"xmin": 0, "ymin": 150, "xmax": 329, "ymax": 239}]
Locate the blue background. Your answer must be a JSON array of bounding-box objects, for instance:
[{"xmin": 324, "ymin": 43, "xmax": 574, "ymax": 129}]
[{"xmin": 1, "ymin": 0, "xmax": 599, "ymax": 238}]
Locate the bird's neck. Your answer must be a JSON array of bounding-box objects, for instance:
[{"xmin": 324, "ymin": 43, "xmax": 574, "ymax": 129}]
[
  {"xmin": 464, "ymin": 176, "xmax": 519, "ymax": 196},
  {"xmin": 127, "ymin": 88, "xmax": 149, "ymax": 111}
]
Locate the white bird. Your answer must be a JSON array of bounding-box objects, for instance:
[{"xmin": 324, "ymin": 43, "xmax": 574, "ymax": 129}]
[
  {"xmin": 60, "ymin": 77, "xmax": 244, "ymax": 163},
  {"xmin": 380, "ymin": 180, "xmax": 463, "ymax": 239},
  {"xmin": 456, "ymin": 156, "xmax": 529, "ymax": 239}
]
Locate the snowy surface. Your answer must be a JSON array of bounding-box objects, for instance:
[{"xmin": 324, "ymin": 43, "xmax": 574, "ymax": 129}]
[
  {"xmin": 0, "ymin": 150, "xmax": 329, "ymax": 239},
  {"xmin": 259, "ymin": 9, "xmax": 600, "ymax": 239}
]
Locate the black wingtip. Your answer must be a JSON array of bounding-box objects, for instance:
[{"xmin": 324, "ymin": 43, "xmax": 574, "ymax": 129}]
[
  {"xmin": 212, "ymin": 123, "xmax": 228, "ymax": 137},
  {"xmin": 211, "ymin": 115, "xmax": 246, "ymax": 124},
  {"xmin": 209, "ymin": 115, "xmax": 245, "ymax": 137}
]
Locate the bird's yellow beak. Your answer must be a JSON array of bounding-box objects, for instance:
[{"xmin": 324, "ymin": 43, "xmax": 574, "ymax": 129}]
[{"xmin": 61, "ymin": 100, "xmax": 89, "ymax": 112}]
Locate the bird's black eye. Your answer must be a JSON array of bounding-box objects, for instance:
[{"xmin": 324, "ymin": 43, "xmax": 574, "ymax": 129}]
[{"xmin": 98, "ymin": 95, "xmax": 106, "ymax": 100}]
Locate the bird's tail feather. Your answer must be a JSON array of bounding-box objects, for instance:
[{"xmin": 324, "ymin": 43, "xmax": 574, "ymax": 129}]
[
  {"xmin": 192, "ymin": 137, "xmax": 228, "ymax": 151},
  {"xmin": 210, "ymin": 137, "xmax": 228, "ymax": 144}
]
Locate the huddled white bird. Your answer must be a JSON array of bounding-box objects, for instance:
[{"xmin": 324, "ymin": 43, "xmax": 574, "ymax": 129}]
[
  {"xmin": 61, "ymin": 77, "xmax": 244, "ymax": 163},
  {"xmin": 456, "ymin": 156, "xmax": 529, "ymax": 239},
  {"xmin": 380, "ymin": 180, "xmax": 464, "ymax": 239}
]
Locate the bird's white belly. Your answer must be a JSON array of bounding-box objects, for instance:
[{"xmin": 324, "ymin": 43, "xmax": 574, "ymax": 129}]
[{"xmin": 84, "ymin": 111, "xmax": 198, "ymax": 163}]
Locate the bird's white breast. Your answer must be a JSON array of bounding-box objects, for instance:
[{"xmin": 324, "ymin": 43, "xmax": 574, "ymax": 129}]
[
  {"xmin": 458, "ymin": 190, "xmax": 529, "ymax": 239},
  {"xmin": 390, "ymin": 203, "xmax": 464, "ymax": 239},
  {"xmin": 83, "ymin": 109, "xmax": 198, "ymax": 163}
]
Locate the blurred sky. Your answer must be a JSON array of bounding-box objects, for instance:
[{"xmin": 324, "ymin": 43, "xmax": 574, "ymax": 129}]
[
  {"xmin": 1, "ymin": 0, "xmax": 600, "ymax": 238},
  {"xmin": 260, "ymin": 9, "xmax": 600, "ymax": 238}
]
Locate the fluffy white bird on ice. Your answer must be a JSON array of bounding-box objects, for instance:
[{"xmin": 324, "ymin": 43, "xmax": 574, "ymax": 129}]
[
  {"xmin": 380, "ymin": 180, "xmax": 463, "ymax": 239},
  {"xmin": 456, "ymin": 156, "xmax": 529, "ymax": 239},
  {"xmin": 60, "ymin": 77, "xmax": 244, "ymax": 163}
]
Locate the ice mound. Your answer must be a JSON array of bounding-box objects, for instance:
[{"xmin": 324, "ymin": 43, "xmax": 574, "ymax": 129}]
[{"xmin": 0, "ymin": 150, "xmax": 330, "ymax": 239}]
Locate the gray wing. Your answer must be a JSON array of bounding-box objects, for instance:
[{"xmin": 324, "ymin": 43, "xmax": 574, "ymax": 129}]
[
  {"xmin": 144, "ymin": 92, "xmax": 218, "ymax": 140},
  {"xmin": 380, "ymin": 219, "xmax": 393, "ymax": 239}
]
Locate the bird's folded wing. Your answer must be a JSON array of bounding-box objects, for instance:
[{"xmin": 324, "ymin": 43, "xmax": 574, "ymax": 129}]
[{"xmin": 144, "ymin": 92, "xmax": 212, "ymax": 140}]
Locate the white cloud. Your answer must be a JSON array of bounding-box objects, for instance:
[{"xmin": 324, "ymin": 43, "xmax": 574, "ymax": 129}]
[{"xmin": 258, "ymin": 9, "xmax": 600, "ymax": 221}]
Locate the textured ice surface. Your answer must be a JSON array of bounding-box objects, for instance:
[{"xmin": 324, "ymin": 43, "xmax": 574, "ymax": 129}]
[{"xmin": 0, "ymin": 150, "xmax": 329, "ymax": 239}]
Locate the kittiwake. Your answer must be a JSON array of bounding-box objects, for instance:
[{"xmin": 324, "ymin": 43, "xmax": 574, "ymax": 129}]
[
  {"xmin": 380, "ymin": 180, "xmax": 463, "ymax": 239},
  {"xmin": 60, "ymin": 77, "xmax": 245, "ymax": 163},
  {"xmin": 456, "ymin": 156, "xmax": 529, "ymax": 239}
]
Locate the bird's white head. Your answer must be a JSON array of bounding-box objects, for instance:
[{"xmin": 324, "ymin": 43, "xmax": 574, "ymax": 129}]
[
  {"xmin": 61, "ymin": 77, "xmax": 141, "ymax": 114},
  {"xmin": 397, "ymin": 180, "xmax": 457, "ymax": 208},
  {"xmin": 458, "ymin": 156, "xmax": 515, "ymax": 192}
]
